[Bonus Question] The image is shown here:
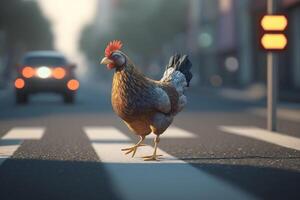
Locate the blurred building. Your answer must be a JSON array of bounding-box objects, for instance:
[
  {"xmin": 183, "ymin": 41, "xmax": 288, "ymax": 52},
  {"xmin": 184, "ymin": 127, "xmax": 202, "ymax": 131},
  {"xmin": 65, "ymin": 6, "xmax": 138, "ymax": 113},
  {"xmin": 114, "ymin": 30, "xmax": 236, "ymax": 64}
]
[
  {"xmin": 0, "ymin": 31, "xmax": 7, "ymax": 88},
  {"xmin": 280, "ymin": 0, "xmax": 300, "ymax": 99},
  {"xmin": 251, "ymin": 0, "xmax": 300, "ymax": 101},
  {"xmin": 196, "ymin": 0, "xmax": 300, "ymax": 101}
]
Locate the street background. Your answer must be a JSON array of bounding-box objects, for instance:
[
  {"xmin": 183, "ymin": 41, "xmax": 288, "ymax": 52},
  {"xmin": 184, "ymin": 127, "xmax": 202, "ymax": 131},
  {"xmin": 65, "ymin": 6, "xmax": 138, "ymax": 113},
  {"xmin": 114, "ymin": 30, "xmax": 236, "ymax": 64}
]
[{"xmin": 0, "ymin": 0, "xmax": 300, "ymax": 199}]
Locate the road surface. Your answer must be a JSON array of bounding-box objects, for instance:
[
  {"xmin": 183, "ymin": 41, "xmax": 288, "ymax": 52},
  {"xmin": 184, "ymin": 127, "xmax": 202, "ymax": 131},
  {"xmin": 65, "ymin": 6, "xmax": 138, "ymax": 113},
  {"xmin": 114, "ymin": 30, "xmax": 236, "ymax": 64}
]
[{"xmin": 0, "ymin": 82, "xmax": 299, "ymax": 200}]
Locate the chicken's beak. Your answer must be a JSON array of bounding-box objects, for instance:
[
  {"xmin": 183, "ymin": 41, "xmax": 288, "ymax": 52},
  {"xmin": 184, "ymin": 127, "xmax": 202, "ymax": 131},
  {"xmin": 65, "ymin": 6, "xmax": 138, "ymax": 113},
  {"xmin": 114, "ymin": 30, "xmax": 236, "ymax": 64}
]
[{"xmin": 100, "ymin": 57, "xmax": 113, "ymax": 65}]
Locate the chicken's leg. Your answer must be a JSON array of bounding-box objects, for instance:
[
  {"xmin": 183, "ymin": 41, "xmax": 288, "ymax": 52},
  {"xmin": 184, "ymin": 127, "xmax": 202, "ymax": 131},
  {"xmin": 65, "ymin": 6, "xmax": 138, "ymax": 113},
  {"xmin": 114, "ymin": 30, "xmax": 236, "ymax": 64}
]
[
  {"xmin": 142, "ymin": 135, "xmax": 163, "ymax": 161},
  {"xmin": 121, "ymin": 135, "xmax": 146, "ymax": 157}
]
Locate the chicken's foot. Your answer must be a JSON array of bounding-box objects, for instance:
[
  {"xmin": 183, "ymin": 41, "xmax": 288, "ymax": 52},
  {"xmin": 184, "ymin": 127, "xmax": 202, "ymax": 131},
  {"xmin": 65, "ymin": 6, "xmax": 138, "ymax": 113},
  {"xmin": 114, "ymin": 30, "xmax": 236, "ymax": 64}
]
[
  {"xmin": 143, "ymin": 135, "xmax": 162, "ymax": 161},
  {"xmin": 121, "ymin": 136, "xmax": 146, "ymax": 157}
]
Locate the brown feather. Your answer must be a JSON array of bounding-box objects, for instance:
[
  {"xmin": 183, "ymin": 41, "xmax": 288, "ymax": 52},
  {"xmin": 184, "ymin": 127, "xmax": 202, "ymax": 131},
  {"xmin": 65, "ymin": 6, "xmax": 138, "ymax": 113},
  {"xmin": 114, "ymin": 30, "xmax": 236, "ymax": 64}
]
[{"xmin": 111, "ymin": 57, "xmax": 179, "ymax": 136}]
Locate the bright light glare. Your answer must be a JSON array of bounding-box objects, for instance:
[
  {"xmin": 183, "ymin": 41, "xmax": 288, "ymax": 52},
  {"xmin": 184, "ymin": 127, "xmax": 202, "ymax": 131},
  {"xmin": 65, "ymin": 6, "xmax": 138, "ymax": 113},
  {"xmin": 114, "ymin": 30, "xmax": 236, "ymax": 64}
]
[
  {"xmin": 37, "ymin": 67, "xmax": 52, "ymax": 79},
  {"xmin": 53, "ymin": 67, "xmax": 66, "ymax": 79},
  {"xmin": 198, "ymin": 32, "xmax": 213, "ymax": 48},
  {"xmin": 225, "ymin": 57, "xmax": 239, "ymax": 72},
  {"xmin": 219, "ymin": 0, "xmax": 232, "ymax": 13},
  {"xmin": 15, "ymin": 78, "xmax": 25, "ymax": 89},
  {"xmin": 67, "ymin": 79, "xmax": 80, "ymax": 91},
  {"xmin": 22, "ymin": 66, "xmax": 35, "ymax": 78},
  {"xmin": 37, "ymin": 0, "xmax": 97, "ymax": 77}
]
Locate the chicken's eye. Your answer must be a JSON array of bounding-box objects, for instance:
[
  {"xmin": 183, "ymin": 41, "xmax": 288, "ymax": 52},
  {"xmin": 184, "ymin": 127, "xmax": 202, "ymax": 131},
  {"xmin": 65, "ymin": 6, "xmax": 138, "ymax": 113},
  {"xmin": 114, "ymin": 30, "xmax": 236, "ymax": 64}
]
[
  {"xmin": 111, "ymin": 54, "xmax": 120, "ymax": 60},
  {"xmin": 110, "ymin": 52, "xmax": 125, "ymax": 67}
]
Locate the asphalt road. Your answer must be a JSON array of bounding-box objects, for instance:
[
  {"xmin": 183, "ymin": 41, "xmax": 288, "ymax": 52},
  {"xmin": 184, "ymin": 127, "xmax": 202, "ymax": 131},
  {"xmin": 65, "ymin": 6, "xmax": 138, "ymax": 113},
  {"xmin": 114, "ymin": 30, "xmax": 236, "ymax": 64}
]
[{"xmin": 0, "ymin": 81, "xmax": 300, "ymax": 200}]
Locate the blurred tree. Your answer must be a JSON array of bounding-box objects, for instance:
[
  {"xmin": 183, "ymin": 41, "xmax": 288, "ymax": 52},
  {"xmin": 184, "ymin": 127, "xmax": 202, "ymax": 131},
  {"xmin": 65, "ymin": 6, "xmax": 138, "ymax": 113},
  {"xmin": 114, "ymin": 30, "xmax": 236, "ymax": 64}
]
[
  {"xmin": 0, "ymin": 0, "xmax": 53, "ymax": 50},
  {"xmin": 80, "ymin": 0, "xmax": 188, "ymax": 69},
  {"xmin": 0, "ymin": 0, "xmax": 53, "ymax": 84}
]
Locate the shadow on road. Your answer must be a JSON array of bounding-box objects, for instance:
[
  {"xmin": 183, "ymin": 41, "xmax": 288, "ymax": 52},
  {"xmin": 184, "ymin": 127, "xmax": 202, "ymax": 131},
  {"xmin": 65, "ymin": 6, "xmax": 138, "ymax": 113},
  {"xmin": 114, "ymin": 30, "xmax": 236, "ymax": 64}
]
[
  {"xmin": 192, "ymin": 163, "xmax": 300, "ymax": 200},
  {"xmin": 0, "ymin": 158, "xmax": 121, "ymax": 200},
  {"xmin": 0, "ymin": 157, "xmax": 300, "ymax": 200}
]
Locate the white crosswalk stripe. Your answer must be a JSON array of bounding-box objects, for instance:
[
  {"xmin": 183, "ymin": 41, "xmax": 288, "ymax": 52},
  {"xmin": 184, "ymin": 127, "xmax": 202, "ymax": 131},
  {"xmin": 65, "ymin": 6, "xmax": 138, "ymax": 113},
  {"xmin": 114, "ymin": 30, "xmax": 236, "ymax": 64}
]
[
  {"xmin": 147, "ymin": 126, "xmax": 196, "ymax": 139},
  {"xmin": 2, "ymin": 127, "xmax": 45, "ymax": 140},
  {"xmin": 0, "ymin": 127, "xmax": 45, "ymax": 165},
  {"xmin": 84, "ymin": 126, "xmax": 131, "ymax": 141},
  {"xmin": 220, "ymin": 126, "xmax": 300, "ymax": 151},
  {"xmin": 83, "ymin": 126, "xmax": 254, "ymax": 200},
  {"xmin": 0, "ymin": 143, "xmax": 21, "ymax": 165}
]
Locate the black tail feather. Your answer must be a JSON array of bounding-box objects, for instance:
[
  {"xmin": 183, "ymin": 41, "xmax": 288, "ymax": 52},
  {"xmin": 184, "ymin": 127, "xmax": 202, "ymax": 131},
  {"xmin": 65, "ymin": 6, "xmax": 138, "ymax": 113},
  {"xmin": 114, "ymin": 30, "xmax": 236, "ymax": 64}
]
[{"xmin": 166, "ymin": 54, "xmax": 193, "ymax": 87}]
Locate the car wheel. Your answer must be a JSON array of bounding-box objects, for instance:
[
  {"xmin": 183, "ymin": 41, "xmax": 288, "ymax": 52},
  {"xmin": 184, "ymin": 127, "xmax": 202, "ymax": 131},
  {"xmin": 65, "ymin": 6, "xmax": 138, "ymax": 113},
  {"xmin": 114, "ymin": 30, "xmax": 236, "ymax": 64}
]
[
  {"xmin": 16, "ymin": 92, "xmax": 28, "ymax": 104},
  {"xmin": 63, "ymin": 93, "xmax": 74, "ymax": 104}
]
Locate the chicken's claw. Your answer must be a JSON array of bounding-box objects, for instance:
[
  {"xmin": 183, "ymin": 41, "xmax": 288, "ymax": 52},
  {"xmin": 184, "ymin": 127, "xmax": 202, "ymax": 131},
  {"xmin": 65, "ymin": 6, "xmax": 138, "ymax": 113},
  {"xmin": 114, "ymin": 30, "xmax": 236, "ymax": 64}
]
[
  {"xmin": 121, "ymin": 144, "xmax": 146, "ymax": 151},
  {"xmin": 142, "ymin": 154, "xmax": 163, "ymax": 161},
  {"xmin": 121, "ymin": 144, "xmax": 146, "ymax": 157}
]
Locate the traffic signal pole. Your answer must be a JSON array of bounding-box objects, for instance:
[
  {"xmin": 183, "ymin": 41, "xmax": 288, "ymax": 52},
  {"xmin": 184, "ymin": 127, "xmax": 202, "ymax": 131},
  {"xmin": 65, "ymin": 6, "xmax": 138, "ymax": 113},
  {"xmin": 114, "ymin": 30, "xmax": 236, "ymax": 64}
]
[
  {"xmin": 267, "ymin": 51, "xmax": 277, "ymax": 131},
  {"xmin": 267, "ymin": 0, "xmax": 277, "ymax": 131}
]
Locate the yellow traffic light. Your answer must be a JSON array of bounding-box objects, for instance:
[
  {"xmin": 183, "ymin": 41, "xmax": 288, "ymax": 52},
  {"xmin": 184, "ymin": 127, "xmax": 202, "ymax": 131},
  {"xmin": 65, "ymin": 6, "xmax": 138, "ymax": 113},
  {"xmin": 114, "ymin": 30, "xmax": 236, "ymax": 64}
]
[
  {"xmin": 261, "ymin": 15, "xmax": 288, "ymax": 31},
  {"xmin": 261, "ymin": 34, "xmax": 287, "ymax": 50},
  {"xmin": 260, "ymin": 15, "xmax": 288, "ymax": 50}
]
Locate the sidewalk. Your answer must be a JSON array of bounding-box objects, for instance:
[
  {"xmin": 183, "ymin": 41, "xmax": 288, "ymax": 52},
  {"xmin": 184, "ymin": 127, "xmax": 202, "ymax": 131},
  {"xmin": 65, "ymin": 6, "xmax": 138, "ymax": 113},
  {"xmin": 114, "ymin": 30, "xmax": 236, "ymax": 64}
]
[
  {"xmin": 248, "ymin": 106, "xmax": 300, "ymax": 123},
  {"xmin": 218, "ymin": 84, "xmax": 266, "ymax": 103},
  {"xmin": 218, "ymin": 84, "xmax": 300, "ymax": 103},
  {"xmin": 216, "ymin": 85, "xmax": 300, "ymax": 123}
]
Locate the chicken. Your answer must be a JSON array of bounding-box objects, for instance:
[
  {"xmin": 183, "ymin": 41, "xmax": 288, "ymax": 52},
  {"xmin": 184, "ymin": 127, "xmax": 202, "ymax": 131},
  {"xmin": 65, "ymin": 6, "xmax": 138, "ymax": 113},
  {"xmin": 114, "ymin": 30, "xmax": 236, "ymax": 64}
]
[{"xmin": 100, "ymin": 40, "xmax": 192, "ymax": 161}]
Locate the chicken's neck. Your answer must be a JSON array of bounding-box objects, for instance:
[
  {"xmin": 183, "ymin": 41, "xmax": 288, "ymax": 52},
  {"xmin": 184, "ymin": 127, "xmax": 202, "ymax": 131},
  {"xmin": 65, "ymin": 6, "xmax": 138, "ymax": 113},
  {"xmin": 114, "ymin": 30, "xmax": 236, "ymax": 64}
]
[
  {"xmin": 111, "ymin": 63, "xmax": 152, "ymax": 119},
  {"xmin": 112, "ymin": 64, "xmax": 149, "ymax": 95}
]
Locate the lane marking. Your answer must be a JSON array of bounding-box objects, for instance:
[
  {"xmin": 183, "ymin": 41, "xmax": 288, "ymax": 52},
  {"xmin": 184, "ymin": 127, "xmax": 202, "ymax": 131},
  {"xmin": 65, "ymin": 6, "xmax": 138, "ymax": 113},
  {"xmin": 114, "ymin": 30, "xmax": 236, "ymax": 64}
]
[
  {"xmin": 83, "ymin": 126, "xmax": 131, "ymax": 141},
  {"xmin": 90, "ymin": 142, "xmax": 179, "ymax": 164},
  {"xmin": 84, "ymin": 126, "xmax": 196, "ymax": 141},
  {"xmin": 147, "ymin": 126, "xmax": 196, "ymax": 139},
  {"xmin": 2, "ymin": 127, "xmax": 45, "ymax": 140},
  {"xmin": 0, "ymin": 127, "xmax": 45, "ymax": 165},
  {"xmin": 220, "ymin": 126, "xmax": 300, "ymax": 151},
  {"xmin": 249, "ymin": 107, "xmax": 300, "ymax": 123},
  {"xmin": 0, "ymin": 143, "xmax": 21, "ymax": 165},
  {"xmin": 84, "ymin": 126, "xmax": 254, "ymax": 199}
]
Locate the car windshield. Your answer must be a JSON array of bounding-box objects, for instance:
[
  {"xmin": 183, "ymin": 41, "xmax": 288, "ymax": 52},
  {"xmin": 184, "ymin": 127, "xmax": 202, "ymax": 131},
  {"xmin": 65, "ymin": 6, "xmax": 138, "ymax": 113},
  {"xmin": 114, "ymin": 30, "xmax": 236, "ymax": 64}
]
[{"xmin": 23, "ymin": 56, "xmax": 67, "ymax": 66}]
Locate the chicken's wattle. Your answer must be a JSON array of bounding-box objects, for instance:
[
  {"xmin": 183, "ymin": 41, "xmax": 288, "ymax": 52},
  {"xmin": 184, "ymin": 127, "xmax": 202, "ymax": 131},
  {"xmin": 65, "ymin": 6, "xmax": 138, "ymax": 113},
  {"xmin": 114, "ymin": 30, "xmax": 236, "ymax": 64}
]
[{"xmin": 107, "ymin": 63, "xmax": 114, "ymax": 69}]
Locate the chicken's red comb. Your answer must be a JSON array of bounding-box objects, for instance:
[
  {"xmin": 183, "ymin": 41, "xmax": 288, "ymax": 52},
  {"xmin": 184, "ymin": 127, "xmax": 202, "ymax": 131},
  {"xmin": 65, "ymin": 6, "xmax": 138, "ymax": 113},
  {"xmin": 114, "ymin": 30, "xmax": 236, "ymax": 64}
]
[{"xmin": 105, "ymin": 40, "xmax": 123, "ymax": 57}]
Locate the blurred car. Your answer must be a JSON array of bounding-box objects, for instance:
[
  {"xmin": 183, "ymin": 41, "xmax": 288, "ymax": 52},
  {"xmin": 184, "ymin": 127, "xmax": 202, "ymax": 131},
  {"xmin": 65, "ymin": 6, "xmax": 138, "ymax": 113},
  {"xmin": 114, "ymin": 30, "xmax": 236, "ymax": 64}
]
[{"xmin": 15, "ymin": 51, "xmax": 79, "ymax": 104}]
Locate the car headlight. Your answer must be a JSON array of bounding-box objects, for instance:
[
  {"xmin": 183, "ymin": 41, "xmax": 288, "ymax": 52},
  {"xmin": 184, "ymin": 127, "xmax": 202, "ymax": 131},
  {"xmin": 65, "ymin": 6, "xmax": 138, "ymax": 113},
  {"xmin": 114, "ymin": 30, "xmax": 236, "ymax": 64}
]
[{"xmin": 37, "ymin": 66, "xmax": 51, "ymax": 79}]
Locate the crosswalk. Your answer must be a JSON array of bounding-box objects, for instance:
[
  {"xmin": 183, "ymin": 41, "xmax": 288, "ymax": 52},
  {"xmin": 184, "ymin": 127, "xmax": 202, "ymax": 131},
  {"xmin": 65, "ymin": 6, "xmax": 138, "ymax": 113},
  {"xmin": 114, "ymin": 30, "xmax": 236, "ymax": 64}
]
[
  {"xmin": 83, "ymin": 126, "xmax": 254, "ymax": 199},
  {"xmin": 0, "ymin": 127, "xmax": 45, "ymax": 165},
  {"xmin": 83, "ymin": 126, "xmax": 193, "ymax": 163},
  {"xmin": 1, "ymin": 125, "xmax": 300, "ymax": 199},
  {"xmin": 1, "ymin": 126, "xmax": 197, "ymax": 167}
]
